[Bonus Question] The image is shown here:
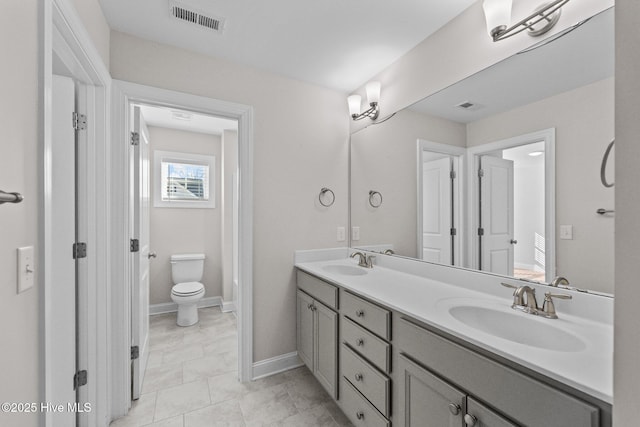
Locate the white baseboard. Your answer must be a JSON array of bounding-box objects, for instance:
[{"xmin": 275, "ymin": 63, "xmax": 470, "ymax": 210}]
[
  {"xmin": 221, "ymin": 300, "xmax": 236, "ymax": 313},
  {"xmin": 252, "ymin": 351, "xmax": 303, "ymax": 380},
  {"xmin": 149, "ymin": 296, "xmax": 222, "ymax": 315}
]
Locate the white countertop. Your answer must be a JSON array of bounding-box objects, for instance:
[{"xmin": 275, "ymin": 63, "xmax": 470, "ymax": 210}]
[{"xmin": 295, "ymin": 253, "xmax": 613, "ymax": 404}]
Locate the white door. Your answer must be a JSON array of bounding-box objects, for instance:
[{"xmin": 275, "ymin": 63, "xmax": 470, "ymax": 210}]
[
  {"xmin": 422, "ymin": 157, "xmax": 453, "ymax": 264},
  {"xmin": 51, "ymin": 75, "xmax": 76, "ymax": 426},
  {"xmin": 130, "ymin": 106, "xmax": 151, "ymax": 399},
  {"xmin": 479, "ymin": 156, "xmax": 515, "ymax": 275}
]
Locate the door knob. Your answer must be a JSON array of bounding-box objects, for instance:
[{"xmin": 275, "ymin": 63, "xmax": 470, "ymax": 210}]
[
  {"xmin": 510, "ymin": 239, "xmax": 518, "ymax": 244},
  {"xmin": 148, "ymin": 251, "xmax": 157, "ymax": 259}
]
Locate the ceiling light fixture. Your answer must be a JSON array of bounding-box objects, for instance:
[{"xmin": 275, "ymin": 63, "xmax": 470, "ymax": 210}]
[
  {"xmin": 348, "ymin": 81, "xmax": 381, "ymax": 121},
  {"xmin": 482, "ymin": 0, "xmax": 569, "ymax": 42}
]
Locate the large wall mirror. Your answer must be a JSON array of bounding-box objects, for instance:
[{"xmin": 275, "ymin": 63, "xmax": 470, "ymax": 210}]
[{"xmin": 350, "ymin": 7, "xmax": 614, "ymax": 295}]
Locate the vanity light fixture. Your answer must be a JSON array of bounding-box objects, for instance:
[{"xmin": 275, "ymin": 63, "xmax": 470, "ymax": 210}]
[
  {"xmin": 482, "ymin": 0, "xmax": 570, "ymax": 42},
  {"xmin": 347, "ymin": 81, "xmax": 381, "ymax": 121},
  {"xmin": 528, "ymin": 151, "xmax": 544, "ymax": 157}
]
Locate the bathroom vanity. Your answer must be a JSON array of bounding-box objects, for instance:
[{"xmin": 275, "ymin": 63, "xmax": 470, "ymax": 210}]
[{"xmin": 295, "ymin": 249, "xmax": 612, "ymax": 427}]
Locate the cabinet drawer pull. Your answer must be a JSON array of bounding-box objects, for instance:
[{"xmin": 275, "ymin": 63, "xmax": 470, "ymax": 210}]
[
  {"xmin": 307, "ymin": 303, "xmax": 313, "ymax": 310},
  {"xmin": 356, "ymin": 411, "xmax": 364, "ymax": 420},
  {"xmin": 356, "ymin": 309, "xmax": 365, "ymax": 317},
  {"xmin": 356, "ymin": 338, "xmax": 364, "ymax": 346},
  {"xmin": 354, "ymin": 373, "xmax": 363, "ymax": 381},
  {"xmin": 464, "ymin": 414, "xmax": 478, "ymax": 426},
  {"xmin": 448, "ymin": 403, "xmax": 461, "ymax": 415}
]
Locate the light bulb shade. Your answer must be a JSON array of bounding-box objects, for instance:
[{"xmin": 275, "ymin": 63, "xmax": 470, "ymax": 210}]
[
  {"xmin": 482, "ymin": 0, "xmax": 512, "ymax": 37},
  {"xmin": 365, "ymin": 81, "xmax": 381, "ymax": 105},
  {"xmin": 348, "ymin": 95, "xmax": 362, "ymax": 116}
]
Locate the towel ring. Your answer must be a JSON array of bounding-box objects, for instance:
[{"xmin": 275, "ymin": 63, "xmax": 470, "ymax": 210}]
[
  {"xmin": 600, "ymin": 140, "xmax": 614, "ymax": 188},
  {"xmin": 369, "ymin": 190, "xmax": 382, "ymax": 208},
  {"xmin": 319, "ymin": 187, "xmax": 335, "ymax": 207}
]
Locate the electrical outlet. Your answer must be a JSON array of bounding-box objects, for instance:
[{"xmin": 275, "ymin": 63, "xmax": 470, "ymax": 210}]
[
  {"xmin": 352, "ymin": 226, "xmax": 360, "ymax": 241},
  {"xmin": 337, "ymin": 227, "xmax": 346, "ymax": 242}
]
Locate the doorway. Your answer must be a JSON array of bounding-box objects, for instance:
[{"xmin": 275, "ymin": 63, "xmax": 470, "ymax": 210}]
[{"xmin": 110, "ymin": 80, "xmax": 254, "ymax": 418}]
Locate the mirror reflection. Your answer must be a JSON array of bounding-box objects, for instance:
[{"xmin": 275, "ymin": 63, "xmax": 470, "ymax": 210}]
[{"xmin": 350, "ymin": 7, "xmax": 614, "ymax": 294}]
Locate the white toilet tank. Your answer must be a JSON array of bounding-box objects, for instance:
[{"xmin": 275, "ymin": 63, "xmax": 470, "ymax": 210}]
[{"xmin": 170, "ymin": 253, "xmax": 205, "ymax": 284}]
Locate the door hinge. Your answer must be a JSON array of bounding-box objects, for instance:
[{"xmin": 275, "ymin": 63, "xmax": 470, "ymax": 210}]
[
  {"xmin": 131, "ymin": 346, "xmax": 139, "ymax": 360},
  {"xmin": 130, "ymin": 132, "xmax": 140, "ymax": 146},
  {"xmin": 72, "ymin": 112, "xmax": 87, "ymax": 131},
  {"xmin": 72, "ymin": 242, "xmax": 87, "ymax": 259},
  {"xmin": 130, "ymin": 239, "xmax": 139, "ymax": 253},
  {"xmin": 450, "ymin": 170, "xmax": 457, "ymax": 179},
  {"xmin": 478, "ymin": 169, "xmax": 484, "ymax": 178},
  {"xmin": 478, "ymin": 227, "xmax": 484, "ymax": 236},
  {"xmin": 73, "ymin": 370, "xmax": 87, "ymax": 390},
  {"xmin": 450, "ymin": 228, "xmax": 457, "ymax": 236}
]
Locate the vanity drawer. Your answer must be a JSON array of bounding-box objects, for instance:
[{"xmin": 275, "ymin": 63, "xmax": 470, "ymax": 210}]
[
  {"xmin": 297, "ymin": 270, "xmax": 338, "ymax": 310},
  {"xmin": 342, "ymin": 316, "xmax": 391, "ymax": 373},
  {"xmin": 397, "ymin": 317, "xmax": 600, "ymax": 427},
  {"xmin": 341, "ymin": 344, "xmax": 390, "ymax": 416},
  {"xmin": 341, "ymin": 291, "xmax": 391, "ymax": 340},
  {"xmin": 340, "ymin": 377, "xmax": 390, "ymax": 427}
]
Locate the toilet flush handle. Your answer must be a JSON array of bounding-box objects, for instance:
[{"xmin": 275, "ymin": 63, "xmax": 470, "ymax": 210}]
[{"xmin": 148, "ymin": 251, "xmax": 157, "ymax": 259}]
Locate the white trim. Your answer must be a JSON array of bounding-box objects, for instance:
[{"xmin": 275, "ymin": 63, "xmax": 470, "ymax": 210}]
[
  {"xmin": 252, "ymin": 352, "xmax": 304, "ymax": 380},
  {"xmin": 45, "ymin": 1, "xmax": 112, "ymax": 426},
  {"xmin": 110, "ymin": 80, "xmax": 255, "ymax": 410},
  {"xmin": 466, "ymin": 128, "xmax": 556, "ymax": 280},
  {"xmin": 221, "ymin": 300, "xmax": 237, "ymax": 313},
  {"xmin": 416, "ymin": 140, "xmax": 467, "ymax": 267},
  {"xmin": 149, "ymin": 296, "xmax": 223, "ymax": 315}
]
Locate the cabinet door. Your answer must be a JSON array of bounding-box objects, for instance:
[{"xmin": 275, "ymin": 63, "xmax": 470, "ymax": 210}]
[
  {"xmin": 315, "ymin": 300, "xmax": 338, "ymax": 399},
  {"xmin": 465, "ymin": 397, "xmax": 517, "ymax": 427},
  {"xmin": 297, "ymin": 290, "xmax": 314, "ymax": 369},
  {"xmin": 398, "ymin": 354, "xmax": 466, "ymax": 427}
]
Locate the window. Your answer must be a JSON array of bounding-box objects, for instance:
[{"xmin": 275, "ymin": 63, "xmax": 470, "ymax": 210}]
[{"xmin": 154, "ymin": 150, "xmax": 216, "ymax": 208}]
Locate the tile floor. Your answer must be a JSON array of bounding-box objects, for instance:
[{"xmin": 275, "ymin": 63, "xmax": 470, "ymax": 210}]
[{"xmin": 110, "ymin": 307, "xmax": 352, "ymax": 427}]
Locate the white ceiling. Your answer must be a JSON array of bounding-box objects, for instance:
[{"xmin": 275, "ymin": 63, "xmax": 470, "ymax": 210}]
[
  {"xmin": 138, "ymin": 104, "xmax": 237, "ymax": 135},
  {"xmin": 98, "ymin": 0, "xmax": 476, "ymax": 92}
]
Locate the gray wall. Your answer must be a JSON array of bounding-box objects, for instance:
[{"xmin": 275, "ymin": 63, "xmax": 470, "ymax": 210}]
[{"xmin": 148, "ymin": 126, "xmax": 223, "ymax": 305}]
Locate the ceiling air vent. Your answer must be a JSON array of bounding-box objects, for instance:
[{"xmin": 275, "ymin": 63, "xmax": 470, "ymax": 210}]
[
  {"xmin": 455, "ymin": 101, "xmax": 484, "ymax": 111},
  {"xmin": 169, "ymin": 0, "xmax": 225, "ymax": 33}
]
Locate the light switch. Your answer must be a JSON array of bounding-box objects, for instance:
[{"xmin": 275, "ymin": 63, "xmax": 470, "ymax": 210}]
[
  {"xmin": 17, "ymin": 246, "xmax": 35, "ymax": 293},
  {"xmin": 560, "ymin": 225, "xmax": 573, "ymax": 240},
  {"xmin": 337, "ymin": 227, "xmax": 346, "ymax": 242},
  {"xmin": 352, "ymin": 226, "xmax": 360, "ymax": 241}
]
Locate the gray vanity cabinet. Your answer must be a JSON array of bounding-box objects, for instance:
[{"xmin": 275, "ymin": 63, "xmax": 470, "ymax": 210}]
[
  {"xmin": 397, "ymin": 354, "xmax": 516, "ymax": 427},
  {"xmin": 296, "ymin": 272, "xmax": 339, "ymax": 399}
]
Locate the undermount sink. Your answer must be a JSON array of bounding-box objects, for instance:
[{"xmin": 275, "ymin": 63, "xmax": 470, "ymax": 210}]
[
  {"xmin": 322, "ymin": 264, "xmax": 368, "ymax": 276},
  {"xmin": 448, "ymin": 305, "xmax": 586, "ymax": 352}
]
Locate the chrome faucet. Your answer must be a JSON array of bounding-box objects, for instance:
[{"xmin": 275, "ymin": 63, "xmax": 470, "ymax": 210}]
[
  {"xmin": 501, "ymin": 283, "xmax": 572, "ymax": 318},
  {"xmin": 350, "ymin": 251, "xmax": 374, "ymax": 268},
  {"xmin": 550, "ymin": 276, "xmax": 570, "ymax": 287}
]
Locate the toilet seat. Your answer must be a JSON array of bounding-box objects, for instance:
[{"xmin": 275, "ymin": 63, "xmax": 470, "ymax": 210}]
[{"xmin": 172, "ymin": 281, "xmax": 204, "ymax": 296}]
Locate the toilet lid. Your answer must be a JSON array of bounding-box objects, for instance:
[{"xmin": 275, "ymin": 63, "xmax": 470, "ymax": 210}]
[{"xmin": 172, "ymin": 281, "xmax": 204, "ymax": 295}]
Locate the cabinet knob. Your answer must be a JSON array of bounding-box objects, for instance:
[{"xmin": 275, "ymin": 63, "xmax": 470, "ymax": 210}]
[
  {"xmin": 354, "ymin": 373, "xmax": 363, "ymax": 382},
  {"xmin": 448, "ymin": 403, "xmax": 461, "ymax": 415},
  {"xmin": 307, "ymin": 303, "xmax": 313, "ymax": 310},
  {"xmin": 356, "ymin": 411, "xmax": 364, "ymax": 420},
  {"xmin": 356, "ymin": 338, "xmax": 364, "ymax": 346},
  {"xmin": 356, "ymin": 309, "xmax": 364, "ymax": 317},
  {"xmin": 464, "ymin": 414, "xmax": 478, "ymax": 426}
]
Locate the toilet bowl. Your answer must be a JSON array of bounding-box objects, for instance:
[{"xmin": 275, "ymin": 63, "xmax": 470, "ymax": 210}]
[{"xmin": 170, "ymin": 254, "xmax": 206, "ymax": 326}]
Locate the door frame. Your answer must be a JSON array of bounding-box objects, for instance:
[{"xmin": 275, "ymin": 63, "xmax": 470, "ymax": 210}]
[
  {"xmin": 416, "ymin": 139, "xmax": 467, "ymax": 266},
  {"xmin": 43, "ymin": 0, "xmax": 111, "ymax": 425},
  {"xmin": 466, "ymin": 128, "xmax": 556, "ymax": 279},
  {"xmin": 110, "ymin": 80, "xmax": 254, "ymax": 416}
]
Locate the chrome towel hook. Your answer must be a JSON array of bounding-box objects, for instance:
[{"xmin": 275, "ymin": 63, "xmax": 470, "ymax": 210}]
[
  {"xmin": 0, "ymin": 190, "xmax": 23, "ymax": 205},
  {"xmin": 600, "ymin": 140, "xmax": 614, "ymax": 188}
]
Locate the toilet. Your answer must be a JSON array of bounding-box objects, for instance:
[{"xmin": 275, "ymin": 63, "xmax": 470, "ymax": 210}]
[{"xmin": 170, "ymin": 253, "xmax": 206, "ymax": 326}]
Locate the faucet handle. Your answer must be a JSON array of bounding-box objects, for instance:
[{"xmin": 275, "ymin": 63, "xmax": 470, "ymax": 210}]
[
  {"xmin": 501, "ymin": 283, "xmax": 525, "ymax": 308},
  {"xmin": 500, "ymin": 282, "xmax": 518, "ymax": 289},
  {"xmin": 540, "ymin": 291, "xmax": 572, "ymax": 319}
]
